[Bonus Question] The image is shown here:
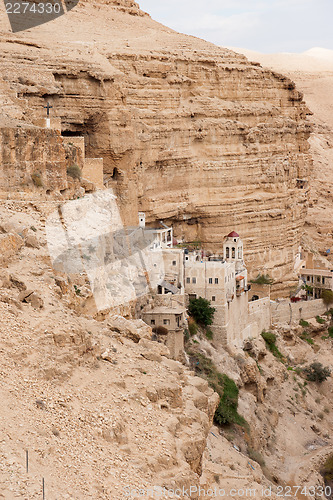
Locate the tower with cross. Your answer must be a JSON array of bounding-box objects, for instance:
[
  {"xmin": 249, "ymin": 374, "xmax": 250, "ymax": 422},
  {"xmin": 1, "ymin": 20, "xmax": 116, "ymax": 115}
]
[{"xmin": 43, "ymin": 102, "xmax": 53, "ymax": 128}]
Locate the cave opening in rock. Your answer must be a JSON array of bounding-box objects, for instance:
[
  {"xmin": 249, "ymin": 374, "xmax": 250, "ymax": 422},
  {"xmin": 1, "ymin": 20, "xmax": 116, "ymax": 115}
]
[
  {"xmin": 61, "ymin": 130, "xmax": 84, "ymax": 137},
  {"xmin": 111, "ymin": 167, "xmax": 120, "ymax": 180}
]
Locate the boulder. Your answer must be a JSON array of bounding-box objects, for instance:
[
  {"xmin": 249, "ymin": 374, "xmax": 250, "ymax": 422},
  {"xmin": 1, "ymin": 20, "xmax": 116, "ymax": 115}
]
[
  {"xmin": 25, "ymin": 234, "xmax": 40, "ymax": 249},
  {"xmin": 10, "ymin": 274, "xmax": 27, "ymax": 291},
  {"xmin": 0, "ymin": 232, "xmax": 24, "ymax": 263},
  {"xmin": 18, "ymin": 290, "xmax": 44, "ymax": 309},
  {"xmin": 108, "ymin": 315, "xmax": 151, "ymax": 343}
]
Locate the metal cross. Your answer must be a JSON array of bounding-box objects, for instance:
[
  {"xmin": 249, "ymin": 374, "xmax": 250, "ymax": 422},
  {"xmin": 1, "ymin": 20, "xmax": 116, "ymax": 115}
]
[{"xmin": 43, "ymin": 102, "xmax": 53, "ymax": 117}]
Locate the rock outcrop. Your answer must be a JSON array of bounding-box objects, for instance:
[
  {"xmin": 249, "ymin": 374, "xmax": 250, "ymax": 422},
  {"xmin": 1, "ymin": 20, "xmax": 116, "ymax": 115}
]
[{"xmin": 0, "ymin": 0, "xmax": 312, "ymax": 288}]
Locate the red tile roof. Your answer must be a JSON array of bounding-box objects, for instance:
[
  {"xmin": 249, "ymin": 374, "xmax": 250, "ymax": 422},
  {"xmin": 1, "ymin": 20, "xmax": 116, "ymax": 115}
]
[{"xmin": 227, "ymin": 231, "xmax": 239, "ymax": 238}]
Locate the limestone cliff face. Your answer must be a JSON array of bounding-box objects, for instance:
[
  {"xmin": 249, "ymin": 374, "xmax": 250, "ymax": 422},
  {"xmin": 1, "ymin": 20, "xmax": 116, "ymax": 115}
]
[
  {"xmin": 0, "ymin": 0, "xmax": 312, "ymax": 288},
  {"xmin": 0, "ymin": 127, "xmax": 68, "ymax": 194}
]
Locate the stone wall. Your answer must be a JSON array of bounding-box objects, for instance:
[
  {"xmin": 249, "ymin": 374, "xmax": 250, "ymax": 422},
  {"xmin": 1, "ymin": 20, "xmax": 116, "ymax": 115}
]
[
  {"xmin": 271, "ymin": 299, "xmax": 327, "ymax": 325},
  {"xmin": 82, "ymin": 158, "xmax": 104, "ymax": 189},
  {"xmin": 0, "ymin": 127, "xmax": 68, "ymax": 194},
  {"xmin": 248, "ymin": 297, "xmax": 271, "ymax": 338},
  {"xmin": 165, "ymin": 330, "xmax": 184, "ymax": 361},
  {"xmin": 66, "ymin": 137, "xmax": 86, "ymax": 159}
]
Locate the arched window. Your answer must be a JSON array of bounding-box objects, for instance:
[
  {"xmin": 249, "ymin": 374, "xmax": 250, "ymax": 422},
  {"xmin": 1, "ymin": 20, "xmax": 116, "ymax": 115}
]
[
  {"xmin": 232, "ymin": 247, "xmax": 235, "ymax": 259},
  {"xmin": 226, "ymin": 247, "xmax": 230, "ymax": 259},
  {"xmin": 238, "ymin": 247, "xmax": 242, "ymax": 259}
]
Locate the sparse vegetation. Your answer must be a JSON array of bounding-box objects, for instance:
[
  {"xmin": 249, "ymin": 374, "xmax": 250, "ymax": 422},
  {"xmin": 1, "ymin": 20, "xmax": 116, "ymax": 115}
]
[
  {"xmin": 300, "ymin": 331, "xmax": 314, "ymax": 345},
  {"xmin": 299, "ymin": 319, "xmax": 309, "ymax": 327},
  {"xmin": 321, "ymin": 455, "xmax": 333, "ymax": 486},
  {"xmin": 187, "ymin": 351, "xmax": 247, "ymax": 428},
  {"xmin": 256, "ymin": 361, "xmax": 263, "ymax": 374},
  {"xmin": 316, "ymin": 315, "xmax": 325, "ymax": 324},
  {"xmin": 67, "ymin": 163, "xmax": 82, "ymax": 180},
  {"xmin": 188, "ymin": 297, "xmax": 215, "ymax": 326},
  {"xmin": 261, "ymin": 331, "xmax": 284, "ymax": 361},
  {"xmin": 304, "ymin": 362, "xmax": 331, "ymax": 383},
  {"xmin": 215, "ymin": 373, "xmax": 247, "ymax": 427},
  {"xmin": 205, "ymin": 328, "xmax": 214, "ymax": 340},
  {"xmin": 247, "ymin": 447, "xmax": 265, "ymax": 468},
  {"xmin": 188, "ymin": 318, "xmax": 198, "ymax": 336},
  {"xmin": 250, "ymin": 274, "xmax": 274, "ymax": 285},
  {"xmin": 322, "ymin": 289, "xmax": 333, "ymax": 306}
]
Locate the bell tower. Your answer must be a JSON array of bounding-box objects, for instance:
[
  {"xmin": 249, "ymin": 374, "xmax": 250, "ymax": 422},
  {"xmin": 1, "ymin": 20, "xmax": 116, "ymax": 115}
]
[{"xmin": 223, "ymin": 231, "xmax": 244, "ymax": 265}]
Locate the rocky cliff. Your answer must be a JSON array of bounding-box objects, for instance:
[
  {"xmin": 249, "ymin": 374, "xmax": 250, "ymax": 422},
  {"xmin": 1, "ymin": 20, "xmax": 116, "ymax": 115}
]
[
  {"xmin": 0, "ymin": 0, "xmax": 312, "ymax": 289},
  {"xmin": 232, "ymin": 48, "xmax": 333, "ymax": 264}
]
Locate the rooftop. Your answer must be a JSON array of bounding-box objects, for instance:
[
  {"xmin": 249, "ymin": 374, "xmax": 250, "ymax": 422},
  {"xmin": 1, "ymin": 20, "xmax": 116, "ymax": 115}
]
[{"xmin": 143, "ymin": 306, "xmax": 185, "ymax": 315}]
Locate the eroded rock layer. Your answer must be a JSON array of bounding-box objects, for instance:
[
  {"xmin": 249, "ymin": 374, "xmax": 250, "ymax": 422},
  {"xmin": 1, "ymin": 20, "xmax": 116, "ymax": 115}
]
[{"xmin": 0, "ymin": 0, "xmax": 312, "ymax": 287}]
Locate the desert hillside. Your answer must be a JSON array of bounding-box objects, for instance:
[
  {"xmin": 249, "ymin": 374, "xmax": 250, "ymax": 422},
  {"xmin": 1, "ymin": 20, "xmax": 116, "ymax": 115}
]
[
  {"xmin": 1, "ymin": 2, "xmax": 333, "ymax": 499},
  {"xmin": 1, "ymin": 200, "xmax": 333, "ymax": 498}
]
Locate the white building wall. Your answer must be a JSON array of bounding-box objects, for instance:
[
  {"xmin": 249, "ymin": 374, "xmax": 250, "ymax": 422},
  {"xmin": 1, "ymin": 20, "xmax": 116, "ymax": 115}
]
[
  {"xmin": 248, "ymin": 298, "xmax": 271, "ymax": 340},
  {"xmin": 162, "ymin": 249, "xmax": 184, "ymax": 289},
  {"xmin": 184, "ymin": 260, "xmax": 231, "ymax": 333},
  {"xmin": 271, "ymin": 299, "xmax": 327, "ymax": 325}
]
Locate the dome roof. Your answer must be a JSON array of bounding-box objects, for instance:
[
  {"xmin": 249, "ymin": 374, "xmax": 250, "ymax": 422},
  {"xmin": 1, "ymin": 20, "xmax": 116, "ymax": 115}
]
[{"xmin": 227, "ymin": 231, "xmax": 240, "ymax": 238}]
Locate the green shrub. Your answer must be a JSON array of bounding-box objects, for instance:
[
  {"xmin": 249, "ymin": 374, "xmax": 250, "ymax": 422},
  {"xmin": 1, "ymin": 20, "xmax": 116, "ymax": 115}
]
[
  {"xmin": 187, "ymin": 351, "xmax": 247, "ymax": 428},
  {"xmin": 67, "ymin": 163, "xmax": 82, "ymax": 180},
  {"xmin": 31, "ymin": 172, "xmax": 43, "ymax": 187},
  {"xmin": 299, "ymin": 319, "xmax": 309, "ymax": 327},
  {"xmin": 325, "ymin": 308, "xmax": 333, "ymax": 317},
  {"xmin": 316, "ymin": 315, "xmax": 325, "ymax": 324},
  {"xmin": 250, "ymin": 274, "xmax": 274, "ymax": 285},
  {"xmin": 247, "ymin": 447, "xmax": 265, "ymax": 468},
  {"xmin": 188, "ymin": 297, "xmax": 215, "ymax": 326},
  {"xmin": 322, "ymin": 289, "xmax": 333, "ymax": 306},
  {"xmin": 188, "ymin": 319, "xmax": 198, "ymax": 336},
  {"xmin": 261, "ymin": 331, "xmax": 276, "ymax": 344},
  {"xmin": 214, "ymin": 374, "xmax": 247, "ymax": 427},
  {"xmin": 321, "ymin": 455, "xmax": 333, "ymax": 484},
  {"xmin": 328, "ymin": 327, "xmax": 333, "ymax": 338},
  {"xmin": 205, "ymin": 328, "xmax": 214, "ymax": 340},
  {"xmin": 300, "ymin": 332, "xmax": 314, "ymax": 345},
  {"xmin": 304, "ymin": 362, "xmax": 331, "ymax": 383},
  {"xmin": 261, "ymin": 331, "xmax": 284, "ymax": 361}
]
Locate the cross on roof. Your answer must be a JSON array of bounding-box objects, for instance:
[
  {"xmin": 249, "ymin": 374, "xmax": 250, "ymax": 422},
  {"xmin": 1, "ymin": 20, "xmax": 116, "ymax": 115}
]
[{"xmin": 43, "ymin": 102, "xmax": 53, "ymax": 117}]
